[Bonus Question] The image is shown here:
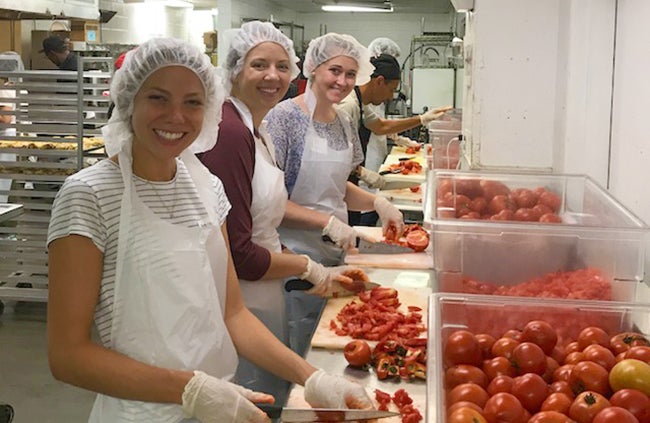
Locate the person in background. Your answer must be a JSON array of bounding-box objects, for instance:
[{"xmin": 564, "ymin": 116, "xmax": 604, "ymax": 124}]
[
  {"xmin": 265, "ymin": 33, "xmax": 404, "ymax": 356},
  {"xmin": 337, "ymin": 52, "xmax": 451, "ymax": 192},
  {"xmin": 40, "ymin": 35, "xmax": 78, "ymax": 71},
  {"xmin": 47, "ymin": 37, "xmax": 373, "ymax": 422},
  {"xmin": 198, "ymin": 21, "xmax": 360, "ymax": 405}
]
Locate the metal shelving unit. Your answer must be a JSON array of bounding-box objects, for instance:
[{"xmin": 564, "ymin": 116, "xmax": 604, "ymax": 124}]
[{"xmin": 0, "ymin": 56, "xmax": 110, "ymax": 308}]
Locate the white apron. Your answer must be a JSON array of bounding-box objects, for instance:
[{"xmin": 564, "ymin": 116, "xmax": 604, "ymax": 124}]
[
  {"xmin": 278, "ymin": 88, "xmax": 355, "ymax": 356},
  {"xmin": 365, "ymin": 103, "xmax": 388, "ymax": 174},
  {"xmin": 88, "ymin": 146, "xmax": 238, "ymax": 422},
  {"xmin": 229, "ymin": 99, "xmax": 290, "ymax": 403}
]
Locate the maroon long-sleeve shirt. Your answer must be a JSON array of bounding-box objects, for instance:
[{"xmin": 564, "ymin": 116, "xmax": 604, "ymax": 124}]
[{"xmin": 198, "ymin": 101, "xmax": 271, "ymax": 280}]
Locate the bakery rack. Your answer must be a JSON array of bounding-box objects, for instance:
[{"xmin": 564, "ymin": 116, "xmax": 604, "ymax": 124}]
[{"xmin": 0, "ymin": 56, "xmax": 110, "ymax": 312}]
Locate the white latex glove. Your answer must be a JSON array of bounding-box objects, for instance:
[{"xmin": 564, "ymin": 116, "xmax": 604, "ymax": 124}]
[
  {"xmin": 374, "ymin": 196, "xmax": 404, "ymax": 236},
  {"xmin": 419, "ymin": 105, "xmax": 453, "ymax": 125},
  {"xmin": 304, "ymin": 369, "xmax": 374, "ymax": 410},
  {"xmin": 182, "ymin": 370, "xmax": 273, "ymax": 423},
  {"xmin": 358, "ymin": 166, "xmax": 386, "ymax": 189},
  {"xmin": 322, "ymin": 216, "xmax": 358, "ymax": 249},
  {"xmin": 300, "ymin": 256, "xmax": 356, "ymax": 296},
  {"xmin": 389, "ymin": 133, "xmax": 420, "ymax": 148}
]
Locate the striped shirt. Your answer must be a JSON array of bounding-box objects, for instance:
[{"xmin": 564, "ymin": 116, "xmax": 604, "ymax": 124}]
[{"xmin": 47, "ymin": 158, "xmax": 231, "ymax": 346}]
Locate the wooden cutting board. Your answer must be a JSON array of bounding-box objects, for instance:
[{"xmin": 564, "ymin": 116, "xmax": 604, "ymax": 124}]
[
  {"xmin": 346, "ymin": 226, "xmax": 433, "ymax": 270},
  {"xmin": 310, "ymin": 286, "xmax": 430, "ymax": 350}
]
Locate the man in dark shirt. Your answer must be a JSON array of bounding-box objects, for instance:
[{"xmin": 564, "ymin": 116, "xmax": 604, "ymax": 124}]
[{"xmin": 40, "ymin": 36, "xmax": 78, "ymax": 71}]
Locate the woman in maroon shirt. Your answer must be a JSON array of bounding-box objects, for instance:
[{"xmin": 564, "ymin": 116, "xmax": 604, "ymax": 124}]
[{"xmin": 198, "ymin": 21, "xmax": 359, "ymax": 405}]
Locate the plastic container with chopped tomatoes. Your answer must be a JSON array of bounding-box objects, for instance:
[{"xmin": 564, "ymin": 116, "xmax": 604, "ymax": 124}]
[
  {"xmin": 423, "ymin": 170, "xmax": 649, "ymax": 302},
  {"xmin": 425, "ymin": 293, "xmax": 650, "ymax": 423}
]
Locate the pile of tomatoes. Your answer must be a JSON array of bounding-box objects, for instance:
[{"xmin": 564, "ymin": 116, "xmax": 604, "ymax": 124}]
[
  {"xmin": 442, "ymin": 320, "xmax": 650, "ymax": 422},
  {"xmin": 436, "ymin": 178, "xmax": 563, "ymax": 223},
  {"xmin": 384, "ymin": 223, "xmax": 430, "ymax": 252},
  {"xmin": 376, "ymin": 388, "xmax": 423, "ymax": 423},
  {"xmin": 405, "ymin": 144, "xmax": 422, "ymax": 154},
  {"xmin": 386, "ymin": 160, "xmax": 423, "ymax": 175}
]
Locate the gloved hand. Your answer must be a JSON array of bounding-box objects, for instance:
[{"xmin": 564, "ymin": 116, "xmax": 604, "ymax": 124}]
[
  {"xmin": 322, "ymin": 216, "xmax": 358, "ymax": 249},
  {"xmin": 389, "ymin": 133, "xmax": 420, "ymax": 148},
  {"xmin": 358, "ymin": 166, "xmax": 386, "ymax": 189},
  {"xmin": 182, "ymin": 370, "xmax": 273, "ymax": 423},
  {"xmin": 300, "ymin": 256, "xmax": 357, "ymax": 296},
  {"xmin": 419, "ymin": 105, "xmax": 453, "ymax": 125},
  {"xmin": 374, "ymin": 196, "xmax": 404, "ymax": 237},
  {"xmin": 304, "ymin": 369, "xmax": 374, "ymax": 409}
]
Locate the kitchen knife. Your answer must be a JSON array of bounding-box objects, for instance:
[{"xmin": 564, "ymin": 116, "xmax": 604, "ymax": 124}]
[
  {"xmin": 285, "ymin": 278, "xmax": 380, "ymax": 297},
  {"xmin": 256, "ymin": 404, "xmax": 400, "ymax": 422},
  {"xmin": 381, "ymin": 180, "xmax": 422, "ymax": 190},
  {"xmin": 357, "ymin": 238, "xmax": 414, "ymax": 254}
]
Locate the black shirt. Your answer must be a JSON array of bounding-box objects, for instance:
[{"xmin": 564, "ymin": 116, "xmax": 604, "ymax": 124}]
[{"xmin": 58, "ymin": 53, "xmax": 78, "ymax": 71}]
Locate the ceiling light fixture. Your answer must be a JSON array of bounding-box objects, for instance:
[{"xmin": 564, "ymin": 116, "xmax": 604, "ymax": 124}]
[{"xmin": 321, "ymin": 4, "xmax": 394, "ymax": 12}]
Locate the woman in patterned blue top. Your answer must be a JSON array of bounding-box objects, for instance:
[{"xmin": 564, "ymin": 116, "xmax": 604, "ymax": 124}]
[{"xmin": 265, "ymin": 33, "xmax": 405, "ymax": 357}]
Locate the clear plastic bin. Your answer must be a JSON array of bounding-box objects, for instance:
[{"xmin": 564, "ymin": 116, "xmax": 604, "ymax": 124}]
[
  {"xmin": 423, "ymin": 170, "xmax": 649, "ymax": 301},
  {"xmin": 426, "ymin": 293, "xmax": 650, "ymax": 423}
]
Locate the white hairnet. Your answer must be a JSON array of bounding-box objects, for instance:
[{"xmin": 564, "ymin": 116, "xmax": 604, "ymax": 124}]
[
  {"xmin": 222, "ymin": 20, "xmax": 300, "ymax": 92},
  {"xmin": 103, "ymin": 37, "xmax": 225, "ymax": 156},
  {"xmin": 302, "ymin": 33, "xmax": 373, "ymax": 86},
  {"xmin": 368, "ymin": 38, "xmax": 401, "ymax": 58}
]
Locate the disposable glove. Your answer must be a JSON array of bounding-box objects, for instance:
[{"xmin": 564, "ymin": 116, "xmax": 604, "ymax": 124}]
[
  {"xmin": 389, "ymin": 133, "xmax": 420, "ymax": 148},
  {"xmin": 304, "ymin": 369, "xmax": 374, "ymax": 409},
  {"xmin": 419, "ymin": 105, "xmax": 453, "ymax": 125},
  {"xmin": 322, "ymin": 216, "xmax": 358, "ymax": 249},
  {"xmin": 300, "ymin": 256, "xmax": 358, "ymax": 296},
  {"xmin": 182, "ymin": 370, "xmax": 273, "ymax": 423},
  {"xmin": 374, "ymin": 196, "xmax": 404, "ymax": 237},
  {"xmin": 358, "ymin": 166, "xmax": 386, "ymax": 189}
]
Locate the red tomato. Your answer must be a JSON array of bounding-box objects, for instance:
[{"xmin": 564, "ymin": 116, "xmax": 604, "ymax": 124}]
[
  {"xmin": 405, "ymin": 229, "xmax": 429, "ymax": 252},
  {"xmin": 512, "ymin": 342, "xmax": 547, "ymax": 375},
  {"xmin": 511, "ymin": 373, "xmax": 549, "ymax": 413},
  {"xmin": 503, "ymin": 329, "xmax": 523, "ymax": 341},
  {"xmin": 514, "ymin": 207, "xmax": 538, "ymax": 222},
  {"xmin": 489, "ymin": 209, "xmax": 515, "ymax": 221},
  {"xmin": 470, "ymin": 196, "xmax": 488, "ymax": 214},
  {"xmin": 532, "ymin": 203, "xmax": 554, "ymax": 217},
  {"xmin": 445, "ymin": 364, "xmax": 489, "ymax": 389},
  {"xmin": 480, "ymin": 180, "xmax": 511, "ymax": 201},
  {"xmin": 569, "ymin": 391, "xmax": 611, "ymax": 423},
  {"xmin": 343, "ymin": 340, "xmax": 372, "ymax": 367},
  {"xmin": 578, "ymin": 327, "xmax": 611, "ymax": 350},
  {"xmin": 553, "ymin": 364, "xmax": 575, "ymax": 383},
  {"xmin": 529, "ymin": 410, "xmax": 574, "ymax": 423},
  {"xmin": 488, "ymin": 194, "xmax": 517, "ymax": 215},
  {"xmin": 482, "ymin": 392, "xmax": 527, "ymax": 423},
  {"xmin": 491, "ymin": 337, "xmax": 521, "ymax": 360},
  {"xmin": 541, "ymin": 392, "xmax": 573, "ymax": 415},
  {"xmin": 538, "ymin": 191, "xmax": 562, "ymax": 212},
  {"xmin": 583, "ymin": 344, "xmax": 617, "ymax": 370},
  {"xmin": 453, "ymin": 194, "xmax": 473, "ymax": 217},
  {"xmin": 539, "ymin": 213, "xmax": 562, "ymax": 223},
  {"xmin": 438, "ymin": 179, "xmax": 454, "ymax": 199},
  {"xmin": 609, "ymin": 389, "xmax": 650, "ymax": 423},
  {"xmin": 625, "ymin": 346, "xmax": 650, "ymax": 363},
  {"xmin": 513, "ymin": 188, "xmax": 539, "ymax": 208},
  {"xmin": 550, "ymin": 381, "xmax": 575, "ymax": 399},
  {"xmin": 445, "ymin": 330, "xmax": 483, "ymax": 366},
  {"xmin": 460, "ymin": 211, "xmax": 481, "ymax": 220},
  {"xmin": 448, "ymin": 407, "xmax": 487, "ymax": 423},
  {"xmin": 476, "ymin": 333, "xmax": 497, "ymax": 359},
  {"xmin": 569, "ymin": 361, "xmax": 610, "ymax": 396},
  {"xmin": 564, "ymin": 351, "xmax": 586, "ymax": 365},
  {"xmin": 565, "ymin": 341, "xmax": 581, "ymax": 355},
  {"xmin": 483, "ymin": 356, "xmax": 517, "ymax": 380},
  {"xmin": 447, "ymin": 401, "xmax": 484, "ymax": 417},
  {"xmin": 542, "ymin": 356, "xmax": 560, "ymax": 384},
  {"xmin": 593, "ymin": 406, "xmax": 641, "ymax": 423},
  {"xmin": 455, "ymin": 179, "xmax": 483, "ymax": 198},
  {"xmin": 550, "ymin": 346, "xmax": 567, "ymax": 365},
  {"xmin": 448, "ymin": 383, "xmax": 490, "ymax": 408},
  {"xmin": 487, "ymin": 375, "xmax": 515, "ymax": 396},
  {"xmin": 520, "ymin": 320, "xmax": 558, "ymax": 355}
]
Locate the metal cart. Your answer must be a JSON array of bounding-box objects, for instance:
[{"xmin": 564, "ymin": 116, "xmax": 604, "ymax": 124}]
[{"xmin": 0, "ymin": 56, "xmax": 111, "ymax": 312}]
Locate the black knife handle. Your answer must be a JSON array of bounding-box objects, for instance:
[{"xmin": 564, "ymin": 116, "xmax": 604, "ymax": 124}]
[
  {"xmin": 285, "ymin": 278, "xmax": 314, "ymax": 292},
  {"xmin": 255, "ymin": 403, "xmax": 282, "ymax": 419}
]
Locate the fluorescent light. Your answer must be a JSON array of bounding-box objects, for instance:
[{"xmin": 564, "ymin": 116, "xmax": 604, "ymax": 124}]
[
  {"xmin": 321, "ymin": 4, "xmax": 394, "ymax": 12},
  {"xmin": 161, "ymin": 0, "xmax": 193, "ymax": 7}
]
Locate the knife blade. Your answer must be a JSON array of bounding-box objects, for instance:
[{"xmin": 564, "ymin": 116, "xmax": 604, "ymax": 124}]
[
  {"xmin": 256, "ymin": 404, "xmax": 400, "ymax": 422},
  {"xmin": 357, "ymin": 238, "xmax": 414, "ymax": 254},
  {"xmin": 381, "ymin": 180, "xmax": 422, "ymax": 190},
  {"xmin": 285, "ymin": 278, "xmax": 380, "ymax": 297}
]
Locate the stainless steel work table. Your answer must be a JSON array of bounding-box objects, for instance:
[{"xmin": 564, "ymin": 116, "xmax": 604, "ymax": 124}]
[{"xmin": 286, "ymin": 266, "xmax": 435, "ymax": 420}]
